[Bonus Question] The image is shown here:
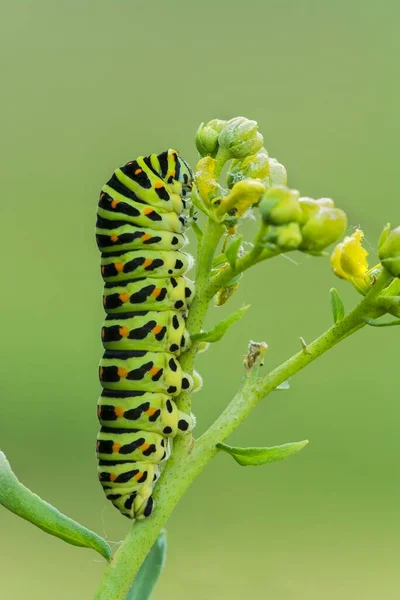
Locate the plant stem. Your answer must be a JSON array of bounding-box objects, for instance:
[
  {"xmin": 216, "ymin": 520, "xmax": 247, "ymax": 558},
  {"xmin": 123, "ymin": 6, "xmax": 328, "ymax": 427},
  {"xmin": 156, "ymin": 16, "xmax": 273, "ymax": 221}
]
[{"xmin": 94, "ymin": 255, "xmax": 391, "ymax": 600}]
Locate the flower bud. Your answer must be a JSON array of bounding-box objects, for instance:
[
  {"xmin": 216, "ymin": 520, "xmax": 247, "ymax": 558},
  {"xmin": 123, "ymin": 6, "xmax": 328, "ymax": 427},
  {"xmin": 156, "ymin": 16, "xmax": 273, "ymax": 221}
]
[
  {"xmin": 227, "ymin": 150, "xmax": 287, "ymax": 190},
  {"xmin": 259, "ymin": 186, "xmax": 302, "ymax": 225},
  {"xmin": 299, "ymin": 197, "xmax": 347, "ymax": 253},
  {"xmin": 227, "ymin": 149, "xmax": 270, "ymax": 188},
  {"xmin": 218, "ymin": 117, "xmax": 263, "ymax": 159},
  {"xmin": 194, "ymin": 156, "xmax": 218, "ymax": 204},
  {"xmin": 330, "ymin": 229, "xmax": 370, "ymax": 293},
  {"xmin": 268, "ymin": 158, "xmax": 288, "ymax": 187},
  {"xmin": 378, "ymin": 224, "xmax": 400, "ymax": 277},
  {"xmin": 298, "ymin": 197, "xmax": 335, "ymax": 223},
  {"xmin": 216, "ymin": 179, "xmax": 265, "ymax": 218},
  {"xmin": 195, "ymin": 119, "xmax": 227, "ymax": 157},
  {"xmin": 267, "ymin": 222, "xmax": 302, "ymax": 250}
]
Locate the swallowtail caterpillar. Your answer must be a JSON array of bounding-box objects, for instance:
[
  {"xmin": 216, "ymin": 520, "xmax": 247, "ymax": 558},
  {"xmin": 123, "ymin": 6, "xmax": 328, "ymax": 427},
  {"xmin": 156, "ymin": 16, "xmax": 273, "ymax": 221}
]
[{"xmin": 96, "ymin": 149, "xmax": 195, "ymax": 519}]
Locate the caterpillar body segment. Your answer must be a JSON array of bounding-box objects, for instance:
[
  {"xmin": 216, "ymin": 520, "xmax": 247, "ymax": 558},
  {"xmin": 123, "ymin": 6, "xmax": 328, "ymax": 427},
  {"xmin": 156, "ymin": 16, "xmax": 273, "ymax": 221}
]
[
  {"xmin": 100, "ymin": 248, "xmax": 194, "ymax": 283},
  {"xmin": 96, "ymin": 149, "xmax": 195, "ymax": 519},
  {"xmin": 101, "ymin": 310, "xmax": 190, "ymax": 354},
  {"xmin": 97, "ymin": 390, "xmax": 194, "ymax": 436},
  {"xmin": 102, "ymin": 276, "xmax": 195, "ymax": 315}
]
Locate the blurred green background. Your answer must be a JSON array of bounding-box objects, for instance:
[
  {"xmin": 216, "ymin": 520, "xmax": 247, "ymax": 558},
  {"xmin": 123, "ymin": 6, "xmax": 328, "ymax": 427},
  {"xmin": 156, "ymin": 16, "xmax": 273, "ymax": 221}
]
[{"xmin": 1, "ymin": 1, "xmax": 399, "ymax": 598}]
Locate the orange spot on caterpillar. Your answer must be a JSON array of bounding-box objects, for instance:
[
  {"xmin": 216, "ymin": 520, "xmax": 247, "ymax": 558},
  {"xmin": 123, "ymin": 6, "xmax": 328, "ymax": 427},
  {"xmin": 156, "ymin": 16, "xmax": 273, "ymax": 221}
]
[
  {"xmin": 149, "ymin": 367, "xmax": 160, "ymax": 377},
  {"xmin": 134, "ymin": 471, "xmax": 143, "ymax": 481},
  {"xmin": 96, "ymin": 441, "xmax": 100, "ymax": 449},
  {"xmin": 97, "ymin": 406, "xmax": 101, "ymax": 418},
  {"xmin": 143, "ymin": 258, "xmax": 153, "ymax": 268},
  {"xmin": 110, "ymin": 234, "xmax": 119, "ymax": 243},
  {"xmin": 101, "ymin": 266, "xmax": 105, "ymax": 274},
  {"xmin": 146, "ymin": 408, "xmax": 157, "ymax": 417},
  {"xmin": 112, "ymin": 443, "xmax": 122, "ymax": 453},
  {"xmin": 115, "ymin": 406, "xmax": 124, "ymax": 418},
  {"xmin": 110, "ymin": 473, "xmax": 117, "ymax": 482},
  {"xmin": 140, "ymin": 443, "xmax": 150, "ymax": 452},
  {"xmin": 103, "ymin": 296, "xmax": 107, "ymax": 305},
  {"xmin": 141, "ymin": 233, "xmax": 152, "ymax": 242},
  {"xmin": 115, "ymin": 263, "xmax": 124, "ymax": 272},
  {"xmin": 154, "ymin": 182, "xmax": 164, "ymax": 189},
  {"xmin": 119, "ymin": 326, "xmax": 129, "ymax": 337},
  {"xmin": 117, "ymin": 367, "xmax": 128, "ymax": 378},
  {"xmin": 144, "ymin": 208, "xmax": 153, "ymax": 215},
  {"xmin": 134, "ymin": 168, "xmax": 142, "ymax": 175},
  {"xmin": 119, "ymin": 292, "xmax": 129, "ymax": 303},
  {"xmin": 101, "ymin": 328, "xmax": 105, "ymax": 339},
  {"xmin": 151, "ymin": 287, "xmax": 162, "ymax": 298},
  {"xmin": 111, "ymin": 199, "xmax": 119, "ymax": 209},
  {"xmin": 99, "ymin": 367, "xmax": 104, "ymax": 378},
  {"xmin": 152, "ymin": 325, "xmax": 163, "ymax": 335}
]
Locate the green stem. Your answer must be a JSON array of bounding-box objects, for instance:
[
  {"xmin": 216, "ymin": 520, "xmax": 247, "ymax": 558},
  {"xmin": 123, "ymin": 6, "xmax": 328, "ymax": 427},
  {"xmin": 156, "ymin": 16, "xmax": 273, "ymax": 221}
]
[{"xmin": 94, "ymin": 258, "xmax": 391, "ymax": 600}]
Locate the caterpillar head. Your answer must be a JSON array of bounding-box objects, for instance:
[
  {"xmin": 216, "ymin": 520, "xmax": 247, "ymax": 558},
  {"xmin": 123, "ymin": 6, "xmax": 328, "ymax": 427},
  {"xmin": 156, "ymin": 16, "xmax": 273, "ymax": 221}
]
[
  {"xmin": 154, "ymin": 149, "xmax": 193, "ymax": 197},
  {"xmin": 174, "ymin": 152, "xmax": 193, "ymax": 194}
]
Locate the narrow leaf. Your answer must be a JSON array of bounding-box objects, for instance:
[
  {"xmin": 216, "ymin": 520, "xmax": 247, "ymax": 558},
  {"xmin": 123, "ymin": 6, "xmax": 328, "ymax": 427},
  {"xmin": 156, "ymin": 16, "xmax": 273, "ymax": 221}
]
[
  {"xmin": 216, "ymin": 440, "xmax": 309, "ymax": 466},
  {"xmin": 225, "ymin": 272, "xmax": 243, "ymax": 287},
  {"xmin": 191, "ymin": 220, "xmax": 203, "ymax": 241},
  {"xmin": 126, "ymin": 531, "xmax": 167, "ymax": 600},
  {"xmin": 0, "ymin": 451, "xmax": 111, "ymax": 561},
  {"xmin": 225, "ymin": 235, "xmax": 243, "ymax": 269},
  {"xmin": 363, "ymin": 317, "xmax": 400, "ymax": 327},
  {"xmin": 191, "ymin": 305, "xmax": 250, "ymax": 343},
  {"xmin": 330, "ymin": 288, "xmax": 345, "ymax": 323},
  {"xmin": 212, "ymin": 253, "xmax": 228, "ymax": 268}
]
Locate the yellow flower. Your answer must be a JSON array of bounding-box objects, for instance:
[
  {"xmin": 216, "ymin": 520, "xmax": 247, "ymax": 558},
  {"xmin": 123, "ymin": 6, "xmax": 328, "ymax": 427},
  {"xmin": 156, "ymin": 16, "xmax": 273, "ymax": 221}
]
[{"xmin": 330, "ymin": 229, "xmax": 370, "ymax": 293}]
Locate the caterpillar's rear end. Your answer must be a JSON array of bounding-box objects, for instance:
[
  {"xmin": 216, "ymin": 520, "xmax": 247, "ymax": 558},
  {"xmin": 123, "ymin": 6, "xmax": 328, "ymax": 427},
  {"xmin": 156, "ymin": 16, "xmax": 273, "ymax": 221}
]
[{"xmin": 96, "ymin": 149, "xmax": 195, "ymax": 519}]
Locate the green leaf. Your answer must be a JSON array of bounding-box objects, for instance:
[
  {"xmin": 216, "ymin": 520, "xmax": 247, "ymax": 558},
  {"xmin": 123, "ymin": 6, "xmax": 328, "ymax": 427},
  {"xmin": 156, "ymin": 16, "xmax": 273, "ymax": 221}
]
[
  {"xmin": 212, "ymin": 253, "xmax": 228, "ymax": 268},
  {"xmin": 0, "ymin": 451, "xmax": 111, "ymax": 561},
  {"xmin": 363, "ymin": 317, "xmax": 400, "ymax": 327},
  {"xmin": 225, "ymin": 272, "xmax": 244, "ymax": 287},
  {"xmin": 225, "ymin": 235, "xmax": 243, "ymax": 269},
  {"xmin": 330, "ymin": 287, "xmax": 345, "ymax": 323},
  {"xmin": 191, "ymin": 305, "xmax": 250, "ymax": 343},
  {"xmin": 216, "ymin": 440, "xmax": 309, "ymax": 466},
  {"xmin": 126, "ymin": 531, "xmax": 167, "ymax": 600},
  {"xmin": 191, "ymin": 220, "xmax": 203, "ymax": 242}
]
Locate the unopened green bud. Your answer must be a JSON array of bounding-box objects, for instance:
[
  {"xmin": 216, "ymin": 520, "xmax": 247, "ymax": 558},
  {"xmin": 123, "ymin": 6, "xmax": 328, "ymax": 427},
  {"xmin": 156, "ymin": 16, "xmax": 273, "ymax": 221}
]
[
  {"xmin": 227, "ymin": 150, "xmax": 287, "ymax": 190},
  {"xmin": 299, "ymin": 198, "xmax": 347, "ymax": 253},
  {"xmin": 299, "ymin": 197, "xmax": 334, "ymax": 224},
  {"xmin": 219, "ymin": 117, "xmax": 263, "ymax": 159},
  {"xmin": 379, "ymin": 224, "xmax": 400, "ymax": 277},
  {"xmin": 259, "ymin": 186, "xmax": 302, "ymax": 225},
  {"xmin": 268, "ymin": 158, "xmax": 288, "ymax": 187},
  {"xmin": 267, "ymin": 222, "xmax": 302, "ymax": 250},
  {"xmin": 227, "ymin": 149, "xmax": 270, "ymax": 188},
  {"xmin": 195, "ymin": 119, "xmax": 227, "ymax": 157}
]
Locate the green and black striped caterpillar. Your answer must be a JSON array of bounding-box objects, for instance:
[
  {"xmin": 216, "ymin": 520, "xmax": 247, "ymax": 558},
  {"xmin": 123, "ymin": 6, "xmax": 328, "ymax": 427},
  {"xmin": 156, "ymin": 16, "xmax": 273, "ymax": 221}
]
[{"xmin": 96, "ymin": 149, "xmax": 195, "ymax": 519}]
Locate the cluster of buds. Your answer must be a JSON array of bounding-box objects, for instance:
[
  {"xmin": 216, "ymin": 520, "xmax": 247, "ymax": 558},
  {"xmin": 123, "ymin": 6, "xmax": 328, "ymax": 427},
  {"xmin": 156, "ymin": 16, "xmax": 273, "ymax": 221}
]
[
  {"xmin": 259, "ymin": 187, "xmax": 347, "ymax": 254},
  {"xmin": 196, "ymin": 117, "xmax": 263, "ymax": 160}
]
